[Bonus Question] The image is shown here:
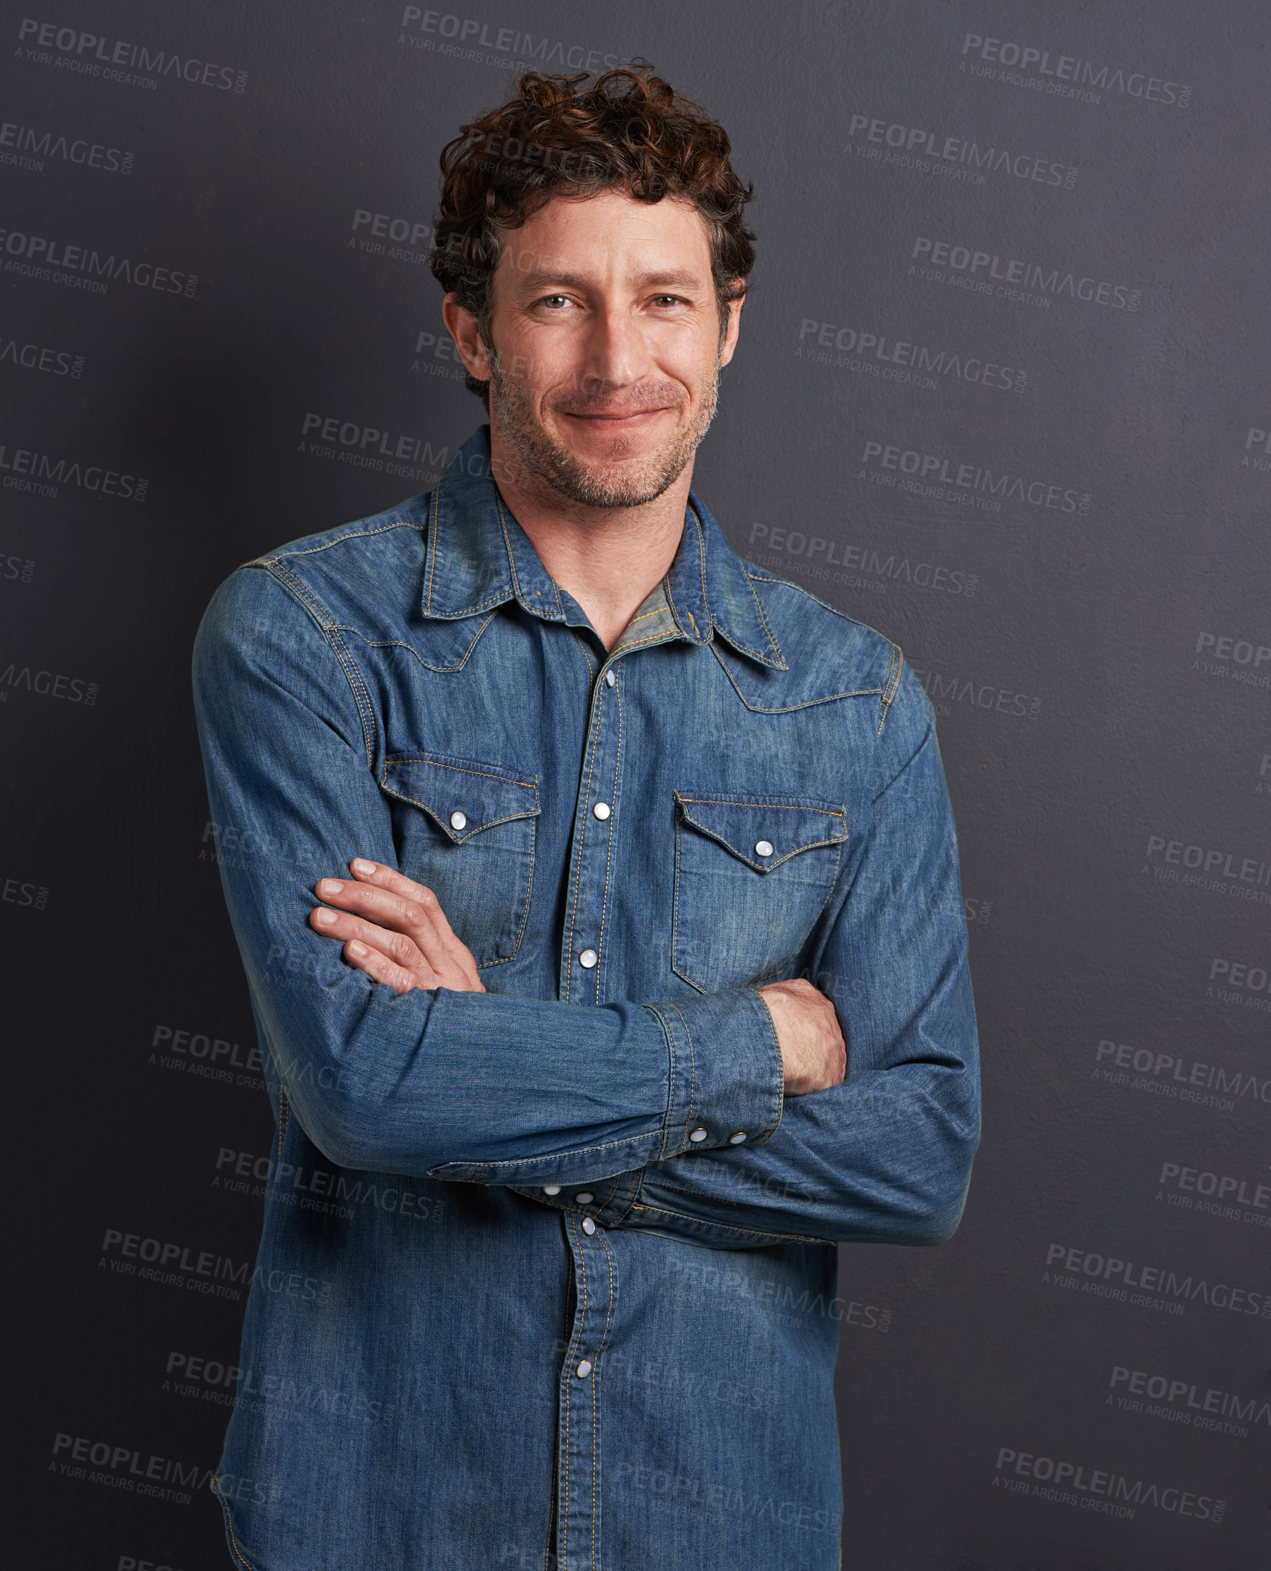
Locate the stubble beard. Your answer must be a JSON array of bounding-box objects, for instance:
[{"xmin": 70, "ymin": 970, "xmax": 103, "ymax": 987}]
[{"xmin": 485, "ymin": 343, "xmax": 722, "ymax": 510}]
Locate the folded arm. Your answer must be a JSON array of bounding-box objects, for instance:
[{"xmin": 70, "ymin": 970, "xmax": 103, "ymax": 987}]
[
  {"xmin": 601, "ymin": 663, "xmax": 982, "ymax": 1248},
  {"xmin": 191, "ymin": 563, "xmax": 785, "ymax": 1182}
]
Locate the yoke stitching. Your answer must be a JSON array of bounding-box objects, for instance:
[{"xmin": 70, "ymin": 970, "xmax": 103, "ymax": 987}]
[
  {"xmin": 261, "ymin": 517, "xmax": 421, "ymax": 561},
  {"xmin": 348, "ymin": 614, "xmax": 496, "ymax": 672},
  {"xmin": 711, "ymin": 646, "xmax": 885, "ymax": 712}
]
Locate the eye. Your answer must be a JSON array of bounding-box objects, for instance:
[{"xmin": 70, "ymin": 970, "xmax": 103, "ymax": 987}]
[
  {"xmin": 537, "ymin": 294, "xmax": 572, "ymax": 309},
  {"xmin": 652, "ymin": 295, "xmax": 687, "ymax": 307}
]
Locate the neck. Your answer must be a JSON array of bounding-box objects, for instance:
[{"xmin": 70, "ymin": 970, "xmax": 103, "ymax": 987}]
[{"xmin": 487, "ymin": 423, "xmax": 693, "ymax": 651}]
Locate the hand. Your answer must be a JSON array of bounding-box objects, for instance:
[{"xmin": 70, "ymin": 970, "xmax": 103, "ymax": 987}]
[
  {"xmin": 308, "ymin": 858, "xmax": 486, "ymax": 996},
  {"xmin": 755, "ymin": 977, "xmax": 846, "ymax": 1095}
]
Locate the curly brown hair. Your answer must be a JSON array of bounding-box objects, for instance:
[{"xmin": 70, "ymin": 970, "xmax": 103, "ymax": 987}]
[{"xmin": 429, "ymin": 66, "xmax": 756, "ymax": 408}]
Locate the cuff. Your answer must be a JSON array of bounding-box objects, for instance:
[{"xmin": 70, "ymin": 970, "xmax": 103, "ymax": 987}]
[{"xmin": 645, "ymin": 987, "xmax": 785, "ymax": 1159}]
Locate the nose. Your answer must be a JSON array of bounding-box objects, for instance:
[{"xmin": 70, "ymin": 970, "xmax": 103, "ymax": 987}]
[{"xmin": 575, "ymin": 302, "xmax": 649, "ymax": 397}]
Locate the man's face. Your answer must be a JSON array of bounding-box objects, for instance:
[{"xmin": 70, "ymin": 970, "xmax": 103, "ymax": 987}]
[{"xmin": 461, "ymin": 188, "xmax": 742, "ymax": 509}]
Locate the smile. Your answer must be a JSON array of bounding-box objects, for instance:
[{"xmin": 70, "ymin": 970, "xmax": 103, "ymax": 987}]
[{"xmin": 560, "ymin": 408, "xmax": 670, "ymax": 430}]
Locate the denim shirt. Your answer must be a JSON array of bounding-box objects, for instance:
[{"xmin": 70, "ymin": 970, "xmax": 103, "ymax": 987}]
[{"xmin": 190, "ymin": 423, "xmax": 980, "ymax": 1571}]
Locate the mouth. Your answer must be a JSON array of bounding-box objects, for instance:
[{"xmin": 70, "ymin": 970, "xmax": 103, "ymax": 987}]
[{"xmin": 558, "ymin": 407, "xmax": 670, "ymax": 431}]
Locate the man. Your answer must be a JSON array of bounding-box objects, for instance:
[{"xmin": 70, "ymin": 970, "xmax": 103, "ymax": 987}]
[{"xmin": 192, "ymin": 66, "xmax": 980, "ymax": 1571}]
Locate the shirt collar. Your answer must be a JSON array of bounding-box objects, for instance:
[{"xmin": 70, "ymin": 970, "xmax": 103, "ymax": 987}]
[{"xmin": 420, "ymin": 424, "xmax": 787, "ymax": 670}]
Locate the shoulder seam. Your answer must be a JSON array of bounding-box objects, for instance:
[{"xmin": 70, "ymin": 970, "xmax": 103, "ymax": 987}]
[
  {"xmin": 252, "ymin": 561, "xmax": 379, "ymax": 770},
  {"xmin": 255, "ymin": 515, "xmax": 425, "ymax": 567},
  {"xmin": 877, "ymin": 642, "xmax": 904, "ymax": 737}
]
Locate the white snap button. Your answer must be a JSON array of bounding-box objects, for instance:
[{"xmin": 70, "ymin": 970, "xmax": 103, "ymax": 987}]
[
  {"xmin": 575, "ymin": 1192, "xmax": 594, "ymax": 1205},
  {"xmin": 542, "ymin": 1184, "xmax": 561, "ymax": 1195},
  {"xmin": 578, "ymin": 948, "xmax": 598, "ymax": 968},
  {"xmin": 450, "ymin": 810, "xmax": 467, "ymax": 831},
  {"xmin": 604, "ymin": 669, "xmax": 616, "ymax": 687},
  {"xmin": 754, "ymin": 839, "xmax": 774, "ymax": 858},
  {"xmin": 728, "ymin": 1132, "xmax": 748, "ymax": 1145},
  {"xmin": 582, "ymin": 1216, "xmax": 596, "ymax": 1235},
  {"xmin": 576, "ymin": 1359, "xmax": 593, "ymax": 1378},
  {"xmin": 689, "ymin": 1127, "xmax": 708, "ymax": 1143},
  {"xmin": 593, "ymin": 801, "xmax": 611, "ymax": 820}
]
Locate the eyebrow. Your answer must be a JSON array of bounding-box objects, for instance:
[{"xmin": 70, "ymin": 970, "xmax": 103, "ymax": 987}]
[{"xmin": 511, "ymin": 268, "xmax": 707, "ymax": 296}]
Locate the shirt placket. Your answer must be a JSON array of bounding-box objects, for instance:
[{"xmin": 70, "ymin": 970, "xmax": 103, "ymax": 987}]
[
  {"xmin": 558, "ymin": 653, "xmax": 622, "ymax": 1005},
  {"xmin": 555, "ymin": 1208, "xmax": 618, "ymax": 1571},
  {"xmin": 548, "ymin": 643, "xmax": 621, "ymax": 1570},
  {"xmin": 549, "ymin": 601, "xmax": 689, "ymax": 1568}
]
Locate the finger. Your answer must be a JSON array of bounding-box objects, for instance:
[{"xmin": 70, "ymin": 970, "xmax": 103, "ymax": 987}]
[
  {"xmin": 355, "ymin": 860, "xmax": 487, "ymax": 980},
  {"xmin": 314, "ymin": 874, "xmax": 453, "ymax": 972},
  {"xmin": 343, "ymin": 938, "xmax": 420, "ymax": 997},
  {"xmin": 340, "ymin": 861, "xmax": 480, "ymax": 982},
  {"xmin": 347, "ymin": 859, "xmax": 470, "ymax": 953},
  {"xmin": 309, "ymin": 903, "xmax": 441, "ymax": 982}
]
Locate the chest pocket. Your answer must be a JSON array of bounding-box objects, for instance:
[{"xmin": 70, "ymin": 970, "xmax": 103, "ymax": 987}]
[
  {"xmin": 672, "ymin": 789, "xmax": 848, "ymax": 993},
  {"xmin": 379, "ymin": 751, "xmax": 540, "ymax": 969}
]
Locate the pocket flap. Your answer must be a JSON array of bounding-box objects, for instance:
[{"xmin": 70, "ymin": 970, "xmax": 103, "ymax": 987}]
[
  {"xmin": 674, "ymin": 790, "xmax": 847, "ymax": 871},
  {"xmin": 381, "ymin": 752, "xmax": 540, "ymax": 844}
]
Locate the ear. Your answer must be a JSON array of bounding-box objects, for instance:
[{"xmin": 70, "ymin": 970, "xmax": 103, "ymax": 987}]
[
  {"xmin": 442, "ymin": 294, "xmax": 494, "ymax": 381},
  {"xmin": 717, "ymin": 284, "xmax": 745, "ymax": 369}
]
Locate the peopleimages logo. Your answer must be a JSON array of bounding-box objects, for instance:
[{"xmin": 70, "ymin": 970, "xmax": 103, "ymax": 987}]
[
  {"xmin": 349, "ymin": 208, "xmax": 434, "ymax": 266},
  {"xmin": 1093, "ymin": 1037, "xmax": 1271, "ymax": 1112},
  {"xmin": 910, "ymin": 236, "xmax": 1141, "ymax": 310},
  {"xmin": 0, "ymin": 226, "xmax": 197, "ymax": 298},
  {"xmin": 398, "ymin": 8, "xmax": 626, "ymax": 74},
  {"xmin": 1157, "ymin": 1159, "xmax": 1271, "ymax": 1219},
  {"xmin": 845, "ymin": 112, "xmax": 1077, "ymax": 189},
  {"xmin": 795, "ymin": 318, "xmax": 1028, "ymax": 393},
  {"xmin": 2, "ymin": 872, "xmax": 49, "ymax": 908},
  {"xmin": 0, "ymin": 333, "xmax": 84, "ymax": 378},
  {"xmin": 0, "ymin": 439, "xmax": 147, "ymax": 502},
  {"xmin": 1207, "ymin": 957, "xmax": 1271, "ymax": 1013},
  {"xmin": 1143, "ymin": 833, "xmax": 1271, "ymax": 904},
  {"xmin": 0, "ymin": 119, "xmax": 134, "ymax": 174},
  {"xmin": 746, "ymin": 522, "xmax": 979, "ymax": 598},
  {"xmin": 1109, "ymin": 1364, "xmax": 1271, "ymax": 1439},
  {"xmin": 50, "ymin": 1431, "xmax": 216, "ymax": 1507},
  {"xmin": 0, "ymin": 662, "xmax": 99, "ymax": 705},
  {"xmin": 16, "ymin": 18, "xmax": 248, "ymax": 93},
  {"xmin": 993, "ymin": 1447, "xmax": 1222, "ymax": 1524},
  {"xmin": 1243, "ymin": 427, "xmax": 1271, "ymax": 472},
  {"xmin": 298, "ymin": 411, "xmax": 457, "ymax": 483},
  {"xmin": 1044, "ymin": 1241, "xmax": 1270, "ymax": 1319},
  {"xmin": 1192, "ymin": 629, "xmax": 1271, "ymax": 691},
  {"xmin": 959, "ymin": 33, "xmax": 1192, "ymax": 108},
  {"xmin": 861, "ymin": 438, "xmax": 1090, "ymax": 516},
  {"xmin": 907, "ymin": 659, "xmax": 1041, "ymax": 722}
]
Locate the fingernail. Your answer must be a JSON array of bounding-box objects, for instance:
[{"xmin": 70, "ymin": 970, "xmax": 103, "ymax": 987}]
[
  {"xmin": 349, "ymin": 941, "xmax": 367, "ymax": 957},
  {"xmin": 352, "ymin": 859, "xmax": 376, "ymax": 875},
  {"xmin": 314, "ymin": 909, "xmax": 336, "ymax": 925},
  {"xmin": 319, "ymin": 879, "xmax": 343, "ymax": 894}
]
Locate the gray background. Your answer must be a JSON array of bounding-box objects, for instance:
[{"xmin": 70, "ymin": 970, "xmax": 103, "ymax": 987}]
[{"xmin": 3, "ymin": 1, "xmax": 1267, "ymax": 1566}]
